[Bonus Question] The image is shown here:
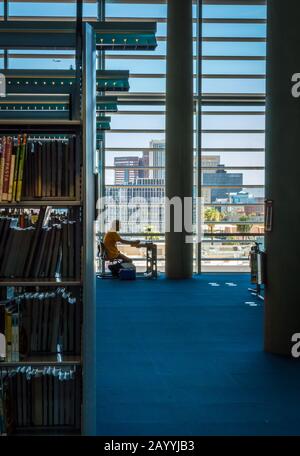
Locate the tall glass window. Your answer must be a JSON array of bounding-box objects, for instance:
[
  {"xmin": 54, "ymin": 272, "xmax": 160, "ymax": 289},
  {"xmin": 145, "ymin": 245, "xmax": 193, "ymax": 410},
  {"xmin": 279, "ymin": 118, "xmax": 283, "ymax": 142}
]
[
  {"xmin": 103, "ymin": 0, "xmax": 266, "ymax": 273},
  {"xmin": 103, "ymin": 0, "xmax": 169, "ymax": 272},
  {"xmin": 198, "ymin": 1, "xmax": 266, "ymax": 272}
]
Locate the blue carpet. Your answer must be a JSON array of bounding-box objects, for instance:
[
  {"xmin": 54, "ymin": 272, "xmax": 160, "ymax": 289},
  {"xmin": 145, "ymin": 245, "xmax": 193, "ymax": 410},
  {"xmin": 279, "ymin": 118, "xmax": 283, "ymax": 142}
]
[{"xmin": 96, "ymin": 274, "xmax": 300, "ymax": 436}]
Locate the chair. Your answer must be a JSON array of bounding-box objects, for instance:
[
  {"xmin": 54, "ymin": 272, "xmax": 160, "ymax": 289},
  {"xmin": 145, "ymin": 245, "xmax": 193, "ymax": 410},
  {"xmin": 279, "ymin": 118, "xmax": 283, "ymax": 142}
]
[
  {"xmin": 98, "ymin": 241, "xmax": 123, "ymax": 277},
  {"xmin": 99, "ymin": 241, "xmax": 108, "ymax": 275}
]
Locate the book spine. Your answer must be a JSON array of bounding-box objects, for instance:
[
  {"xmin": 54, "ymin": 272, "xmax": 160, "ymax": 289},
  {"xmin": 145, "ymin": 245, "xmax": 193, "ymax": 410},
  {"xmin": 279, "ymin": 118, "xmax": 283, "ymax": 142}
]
[
  {"xmin": 1, "ymin": 136, "xmax": 10, "ymax": 201},
  {"xmin": 12, "ymin": 135, "xmax": 21, "ymax": 202},
  {"xmin": 7, "ymin": 146, "xmax": 16, "ymax": 203},
  {"xmin": 16, "ymin": 134, "xmax": 27, "ymax": 202},
  {"xmin": 0, "ymin": 390, "xmax": 6, "ymax": 435},
  {"xmin": 0, "ymin": 138, "xmax": 5, "ymax": 201},
  {"xmin": 0, "ymin": 303, "xmax": 6, "ymax": 360},
  {"xmin": 5, "ymin": 310, "xmax": 12, "ymax": 362},
  {"xmin": 11, "ymin": 312, "xmax": 19, "ymax": 362}
]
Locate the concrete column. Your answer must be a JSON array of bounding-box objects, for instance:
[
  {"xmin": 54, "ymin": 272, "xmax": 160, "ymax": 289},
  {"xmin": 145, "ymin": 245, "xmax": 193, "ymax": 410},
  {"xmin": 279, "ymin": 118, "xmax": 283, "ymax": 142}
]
[
  {"xmin": 265, "ymin": 0, "xmax": 300, "ymax": 355},
  {"xmin": 165, "ymin": 0, "xmax": 194, "ymax": 279}
]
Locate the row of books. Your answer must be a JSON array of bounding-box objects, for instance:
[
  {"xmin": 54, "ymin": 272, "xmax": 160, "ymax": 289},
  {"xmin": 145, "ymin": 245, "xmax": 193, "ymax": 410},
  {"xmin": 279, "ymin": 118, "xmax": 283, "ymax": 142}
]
[
  {"xmin": 0, "ymin": 208, "xmax": 71, "ymax": 229},
  {"xmin": 23, "ymin": 137, "xmax": 78, "ymax": 199},
  {"xmin": 0, "ymin": 371, "xmax": 81, "ymax": 434},
  {"xmin": 0, "ymin": 135, "xmax": 27, "ymax": 203},
  {"xmin": 0, "ymin": 288, "xmax": 80, "ymax": 362},
  {"xmin": 0, "ymin": 208, "xmax": 81, "ymax": 279},
  {"xmin": 0, "ymin": 135, "xmax": 79, "ymax": 202},
  {"xmin": 0, "ymin": 209, "xmax": 39, "ymax": 229}
]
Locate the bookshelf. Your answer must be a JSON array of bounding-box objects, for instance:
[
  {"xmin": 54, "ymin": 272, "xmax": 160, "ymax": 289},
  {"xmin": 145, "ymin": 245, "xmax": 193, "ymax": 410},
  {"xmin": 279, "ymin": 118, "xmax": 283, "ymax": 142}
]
[
  {"xmin": 0, "ymin": 15, "xmax": 157, "ymax": 436},
  {"xmin": 0, "ymin": 23, "xmax": 96, "ymax": 436}
]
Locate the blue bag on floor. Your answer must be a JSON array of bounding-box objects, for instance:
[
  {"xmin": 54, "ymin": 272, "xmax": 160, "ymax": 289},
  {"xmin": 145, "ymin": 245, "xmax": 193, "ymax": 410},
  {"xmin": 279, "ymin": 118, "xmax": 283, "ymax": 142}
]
[{"xmin": 119, "ymin": 262, "xmax": 136, "ymax": 280}]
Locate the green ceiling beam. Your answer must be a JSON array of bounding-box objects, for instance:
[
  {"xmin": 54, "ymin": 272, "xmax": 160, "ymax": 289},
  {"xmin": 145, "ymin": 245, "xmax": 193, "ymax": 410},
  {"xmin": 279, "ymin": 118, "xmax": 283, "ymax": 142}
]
[
  {"xmin": 1, "ymin": 70, "xmax": 129, "ymax": 94},
  {"xmin": 93, "ymin": 22, "xmax": 157, "ymax": 51},
  {"xmin": 96, "ymin": 116, "xmax": 111, "ymax": 131},
  {"xmin": 0, "ymin": 95, "xmax": 117, "ymax": 123},
  {"xmin": 96, "ymin": 96, "xmax": 118, "ymax": 113},
  {"xmin": 0, "ymin": 21, "xmax": 157, "ymax": 51}
]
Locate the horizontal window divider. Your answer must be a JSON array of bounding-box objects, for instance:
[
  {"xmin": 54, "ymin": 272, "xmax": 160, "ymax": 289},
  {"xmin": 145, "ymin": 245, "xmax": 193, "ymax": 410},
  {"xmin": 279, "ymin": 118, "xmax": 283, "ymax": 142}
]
[
  {"xmin": 116, "ymin": 93, "xmax": 266, "ymax": 104},
  {"xmin": 3, "ymin": 16, "xmax": 97, "ymax": 22},
  {"xmin": 105, "ymin": 184, "xmax": 264, "ymax": 189},
  {"xmin": 203, "ymin": 55, "xmax": 266, "ymax": 61},
  {"xmin": 106, "ymin": 14, "xmax": 267, "ymax": 24},
  {"xmin": 97, "ymin": 239, "xmax": 261, "ymax": 245},
  {"xmin": 106, "ymin": 257, "xmax": 165, "ymax": 261},
  {"xmin": 202, "ymin": 74, "xmax": 266, "ymax": 79},
  {"xmin": 105, "ymin": 147, "xmax": 161, "ymax": 151},
  {"xmin": 107, "ymin": 129, "xmax": 166, "ymax": 133},
  {"xmin": 205, "ymin": 203, "xmax": 264, "ymax": 206},
  {"xmin": 113, "ymin": 110, "xmax": 166, "ymax": 115},
  {"xmin": 115, "ymin": 92, "xmax": 266, "ymax": 98},
  {"xmin": 105, "ymin": 166, "xmax": 265, "ymax": 171},
  {"xmin": 201, "ymin": 240, "xmax": 261, "ymax": 244},
  {"xmin": 202, "ymin": 0, "xmax": 266, "ymax": 5},
  {"xmin": 129, "ymin": 74, "xmax": 165, "ymax": 78},
  {"xmin": 106, "ymin": 233, "xmax": 164, "ymax": 237},
  {"xmin": 202, "ymin": 129, "xmax": 265, "ymax": 133},
  {"xmin": 106, "ymin": 166, "xmax": 164, "ymax": 169},
  {"xmin": 202, "ymin": 18, "xmax": 266, "ymax": 24},
  {"xmin": 204, "ymin": 233, "xmax": 264, "ymax": 237},
  {"xmin": 202, "ymin": 258, "xmax": 251, "ymax": 261},
  {"xmin": 105, "ymin": 54, "xmax": 266, "ymax": 61},
  {"xmin": 157, "ymin": 37, "xmax": 266, "ymax": 43},
  {"xmin": 104, "ymin": 232, "xmax": 265, "ymax": 238},
  {"xmin": 106, "ymin": 54, "xmax": 166, "ymax": 60},
  {"xmin": 202, "ymin": 221, "xmax": 264, "ymax": 224},
  {"xmin": 201, "ymin": 111, "xmax": 265, "ymax": 115},
  {"xmin": 105, "ymin": 147, "xmax": 265, "ymax": 152},
  {"xmin": 201, "ymin": 148, "xmax": 265, "ymax": 152},
  {"xmin": 201, "ymin": 185, "xmax": 265, "ymax": 188},
  {"xmin": 106, "ymin": 185, "xmax": 165, "ymax": 188},
  {"xmin": 201, "ymin": 166, "xmax": 265, "ymax": 170},
  {"xmin": 106, "ymin": 17, "xmax": 167, "ymax": 24},
  {"xmin": 202, "ymin": 37, "xmax": 266, "ymax": 42},
  {"xmin": 201, "ymin": 102, "xmax": 265, "ymax": 106},
  {"xmin": 7, "ymin": 53, "xmax": 75, "ymax": 60},
  {"xmin": 128, "ymin": 74, "xmax": 266, "ymax": 79},
  {"xmin": 117, "ymin": 100, "xmax": 166, "ymax": 106},
  {"xmin": 110, "ymin": 111, "xmax": 265, "ymax": 116},
  {"xmin": 107, "ymin": 129, "xmax": 265, "ymax": 133},
  {"xmin": 2, "ymin": 12, "xmax": 264, "ymax": 26}
]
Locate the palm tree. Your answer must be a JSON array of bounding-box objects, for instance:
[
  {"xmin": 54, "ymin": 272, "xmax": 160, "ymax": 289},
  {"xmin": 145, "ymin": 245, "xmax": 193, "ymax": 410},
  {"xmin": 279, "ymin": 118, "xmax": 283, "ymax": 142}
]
[
  {"xmin": 204, "ymin": 208, "xmax": 223, "ymax": 243},
  {"xmin": 236, "ymin": 215, "xmax": 253, "ymax": 240}
]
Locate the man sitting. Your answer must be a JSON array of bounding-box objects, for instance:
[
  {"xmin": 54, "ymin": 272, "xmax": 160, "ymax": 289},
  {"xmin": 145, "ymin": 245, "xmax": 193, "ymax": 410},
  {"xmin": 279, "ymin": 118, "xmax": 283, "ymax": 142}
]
[{"xmin": 103, "ymin": 219, "xmax": 140, "ymax": 263}]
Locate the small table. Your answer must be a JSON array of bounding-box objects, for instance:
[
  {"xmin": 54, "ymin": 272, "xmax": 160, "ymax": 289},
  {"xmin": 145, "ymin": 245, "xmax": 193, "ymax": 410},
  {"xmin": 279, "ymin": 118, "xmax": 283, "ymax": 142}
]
[{"xmin": 138, "ymin": 242, "xmax": 157, "ymax": 278}]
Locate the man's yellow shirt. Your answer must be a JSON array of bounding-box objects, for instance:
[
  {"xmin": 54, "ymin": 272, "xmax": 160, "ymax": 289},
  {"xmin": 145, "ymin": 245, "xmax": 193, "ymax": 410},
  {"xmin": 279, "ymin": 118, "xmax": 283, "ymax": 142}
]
[{"xmin": 103, "ymin": 231, "xmax": 121, "ymax": 260}]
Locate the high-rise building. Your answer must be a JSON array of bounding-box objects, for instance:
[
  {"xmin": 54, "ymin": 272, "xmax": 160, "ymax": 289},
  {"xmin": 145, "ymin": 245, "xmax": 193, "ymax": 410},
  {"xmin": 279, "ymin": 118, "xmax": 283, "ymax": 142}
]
[
  {"xmin": 148, "ymin": 140, "xmax": 165, "ymax": 179},
  {"xmin": 202, "ymin": 155, "xmax": 221, "ymax": 173},
  {"xmin": 203, "ymin": 169, "xmax": 243, "ymax": 203},
  {"xmin": 114, "ymin": 156, "xmax": 140, "ymax": 185},
  {"xmin": 106, "ymin": 177, "xmax": 165, "ymax": 234},
  {"xmin": 138, "ymin": 151, "xmax": 150, "ymax": 179},
  {"xmin": 147, "ymin": 142, "xmax": 221, "ymax": 180}
]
